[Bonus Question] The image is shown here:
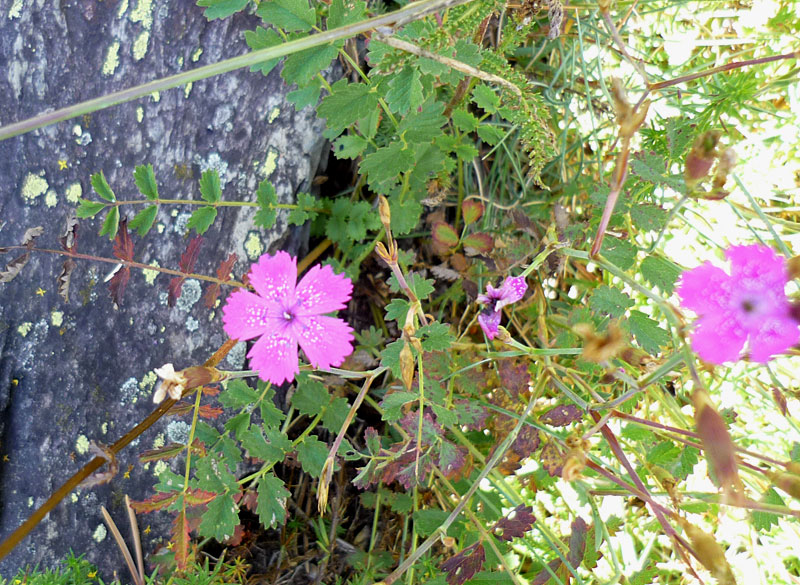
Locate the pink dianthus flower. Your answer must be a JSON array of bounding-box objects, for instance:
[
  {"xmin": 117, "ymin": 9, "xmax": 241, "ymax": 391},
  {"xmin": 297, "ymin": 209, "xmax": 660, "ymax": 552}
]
[
  {"xmin": 477, "ymin": 276, "xmax": 527, "ymax": 339},
  {"xmin": 222, "ymin": 251, "xmax": 354, "ymax": 384},
  {"xmin": 677, "ymin": 244, "xmax": 799, "ymax": 364}
]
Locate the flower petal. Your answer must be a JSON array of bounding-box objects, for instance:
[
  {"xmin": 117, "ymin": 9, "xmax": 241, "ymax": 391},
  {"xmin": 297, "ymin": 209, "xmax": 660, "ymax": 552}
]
[
  {"xmin": 295, "ymin": 263, "xmax": 352, "ymax": 316},
  {"xmin": 222, "ymin": 289, "xmax": 280, "ymax": 341},
  {"xmin": 727, "ymin": 244, "xmax": 787, "ymax": 290},
  {"xmin": 478, "ymin": 310, "xmax": 501, "ymax": 340},
  {"xmin": 690, "ymin": 314, "xmax": 747, "ymax": 364},
  {"xmin": 247, "ymin": 330, "xmax": 299, "ymax": 385},
  {"xmin": 294, "ymin": 315, "xmax": 354, "ymax": 370},
  {"xmin": 248, "ymin": 251, "xmax": 297, "ymax": 301},
  {"xmin": 748, "ymin": 315, "xmax": 799, "ymax": 363},
  {"xmin": 676, "ymin": 262, "xmax": 731, "ymax": 314},
  {"xmin": 495, "ymin": 276, "xmax": 527, "ymax": 312}
]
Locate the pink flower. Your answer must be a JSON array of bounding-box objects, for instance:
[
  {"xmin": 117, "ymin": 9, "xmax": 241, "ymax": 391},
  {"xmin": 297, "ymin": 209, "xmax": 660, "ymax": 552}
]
[
  {"xmin": 222, "ymin": 251, "xmax": 354, "ymax": 384},
  {"xmin": 677, "ymin": 244, "xmax": 799, "ymax": 364},
  {"xmin": 477, "ymin": 276, "xmax": 527, "ymax": 339}
]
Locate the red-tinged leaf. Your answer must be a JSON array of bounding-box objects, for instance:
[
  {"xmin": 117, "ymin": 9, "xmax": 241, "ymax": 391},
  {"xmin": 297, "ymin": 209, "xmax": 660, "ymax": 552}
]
[
  {"xmin": 225, "ymin": 524, "xmax": 245, "ymax": 546},
  {"xmin": 772, "ymin": 387, "xmax": 789, "ymax": 417},
  {"xmin": 57, "ymin": 258, "xmax": 77, "ymax": 302},
  {"xmin": 203, "ymin": 252, "xmax": 237, "ymax": 308},
  {"xmin": 492, "ymin": 505, "xmax": 535, "ymax": 542},
  {"xmin": 440, "ymin": 543, "xmax": 485, "ymax": 585},
  {"xmin": 497, "ymin": 360, "xmax": 530, "ymax": 400},
  {"xmin": 185, "ymin": 488, "xmax": 218, "ymax": 506},
  {"xmin": 693, "ymin": 389, "xmax": 745, "ymax": 505},
  {"xmin": 540, "ymin": 404, "xmax": 583, "ymax": 427},
  {"xmin": 540, "ymin": 440, "xmax": 566, "ymax": 477},
  {"xmin": 1, "ymin": 253, "xmax": 31, "ymax": 283},
  {"xmin": 511, "ymin": 425, "xmax": 540, "ymax": 458},
  {"xmin": 169, "ymin": 402, "xmax": 224, "ymax": 419},
  {"xmin": 567, "ymin": 517, "xmax": 588, "ymax": 567},
  {"xmin": 510, "ymin": 208, "xmax": 537, "ymax": 236},
  {"xmin": 172, "ymin": 508, "xmax": 190, "ymax": 570},
  {"xmin": 179, "ymin": 236, "xmax": 204, "ymax": 273},
  {"xmin": 112, "ymin": 219, "xmax": 134, "ymax": 261},
  {"xmin": 462, "ymin": 232, "xmax": 493, "ymax": 256},
  {"xmin": 432, "ymin": 221, "xmax": 459, "ymax": 249},
  {"xmin": 108, "ymin": 266, "xmax": 131, "ymax": 306},
  {"xmin": 129, "ymin": 491, "xmax": 181, "ymax": 514},
  {"xmin": 139, "ymin": 443, "xmax": 186, "ymax": 463},
  {"xmin": 241, "ymin": 489, "xmax": 258, "ymax": 513},
  {"xmin": 533, "ymin": 558, "xmax": 563, "ymax": 585},
  {"xmin": 461, "ymin": 199, "xmax": 484, "ymax": 225},
  {"xmin": 167, "ymin": 275, "xmax": 184, "ymax": 307}
]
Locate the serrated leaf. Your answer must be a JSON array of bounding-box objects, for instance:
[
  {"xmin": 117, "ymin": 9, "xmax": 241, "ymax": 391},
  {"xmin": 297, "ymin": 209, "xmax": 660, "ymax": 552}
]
[
  {"xmin": 133, "ymin": 164, "xmax": 159, "ymax": 200},
  {"xmin": 282, "ymin": 44, "xmax": 339, "ymax": 87},
  {"xmin": 195, "ymin": 455, "xmax": 238, "ymax": 493},
  {"xmin": 255, "ymin": 179, "xmax": 278, "ymax": 229},
  {"xmin": 752, "ymin": 488, "xmax": 785, "ymax": 532},
  {"xmin": 472, "ymin": 85, "xmax": 499, "ymax": 114},
  {"xmin": 256, "ymin": 0, "xmax": 315, "ymax": 32},
  {"xmin": 245, "ymin": 27, "xmax": 282, "ymax": 76},
  {"xmin": 389, "ymin": 272, "xmax": 435, "ymax": 301},
  {"xmin": 317, "ymin": 80, "xmax": 379, "ymax": 135},
  {"xmin": 199, "ymin": 169, "xmax": 221, "ymax": 203},
  {"xmin": 630, "ymin": 204, "xmax": 668, "ymax": 232},
  {"xmin": 398, "ymin": 101, "xmax": 447, "ymax": 144},
  {"xmin": 540, "ymin": 404, "xmax": 582, "ymax": 427},
  {"xmin": 646, "ymin": 441, "xmax": 681, "ymax": 465},
  {"xmin": 91, "ymin": 171, "xmax": 116, "ymax": 202},
  {"xmin": 628, "ymin": 310, "xmax": 670, "ymax": 355},
  {"xmin": 432, "ymin": 222, "xmax": 459, "ymax": 248},
  {"xmin": 292, "ymin": 375, "xmax": 329, "ymax": 417},
  {"xmin": 462, "ymin": 232, "xmax": 493, "ymax": 255},
  {"xmin": 630, "ymin": 151, "xmax": 685, "ymax": 192},
  {"xmin": 333, "ymin": 134, "xmax": 368, "ymax": 159},
  {"xmin": 76, "ymin": 199, "xmax": 107, "ymax": 219},
  {"xmin": 129, "ymin": 491, "xmax": 181, "ymax": 514},
  {"xmin": 389, "ymin": 198, "xmax": 422, "ymax": 234},
  {"xmin": 197, "ymin": 0, "xmax": 248, "ymax": 19},
  {"xmin": 257, "ymin": 472, "xmax": 289, "ymax": 529},
  {"xmin": 219, "ymin": 379, "xmax": 259, "ymax": 409},
  {"xmin": 600, "ymin": 237, "xmax": 636, "ymax": 270},
  {"xmin": 380, "ymin": 391, "xmax": 418, "ymax": 421},
  {"xmin": 385, "ymin": 298, "xmax": 410, "ymax": 323},
  {"xmin": 321, "ymin": 396, "xmax": 349, "ymax": 433},
  {"xmin": 99, "ymin": 206, "xmax": 120, "ymax": 239},
  {"xmin": 641, "ymin": 255, "xmax": 682, "ymax": 295},
  {"xmin": 590, "ymin": 285, "xmax": 634, "ymax": 319},
  {"xmin": 452, "ymin": 109, "xmax": 479, "ymax": 132},
  {"xmin": 186, "ymin": 206, "xmax": 217, "ymax": 235},
  {"xmin": 129, "ymin": 205, "xmax": 158, "ymax": 236},
  {"xmin": 327, "ymin": 0, "xmax": 367, "ymax": 28},
  {"xmin": 380, "ymin": 339, "xmax": 405, "ymax": 378},
  {"xmin": 171, "ymin": 509, "xmax": 190, "ymax": 570},
  {"xmin": 287, "ymin": 192, "xmax": 319, "ymax": 226},
  {"xmin": 360, "ymin": 142, "xmax": 413, "ymax": 190},
  {"xmin": 224, "ymin": 411, "xmax": 251, "ymax": 439},
  {"xmin": 296, "ymin": 435, "xmax": 329, "ymax": 477},
  {"xmin": 199, "ymin": 493, "xmax": 239, "ymax": 542},
  {"xmin": 386, "ymin": 65, "xmax": 424, "ymax": 115},
  {"xmin": 417, "ymin": 322, "xmax": 454, "ymax": 351},
  {"xmin": 240, "ymin": 427, "xmax": 285, "ymax": 463},
  {"xmin": 287, "ymin": 81, "xmax": 322, "ymax": 110},
  {"xmin": 461, "ymin": 199, "xmax": 484, "ymax": 225},
  {"xmin": 476, "ymin": 125, "xmax": 504, "ymax": 145},
  {"xmin": 441, "ymin": 543, "xmax": 485, "ymax": 585}
]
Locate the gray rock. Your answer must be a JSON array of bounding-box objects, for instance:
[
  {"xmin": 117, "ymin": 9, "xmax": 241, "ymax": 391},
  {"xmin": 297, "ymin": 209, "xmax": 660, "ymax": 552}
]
[{"xmin": 0, "ymin": 1, "xmax": 331, "ymax": 577}]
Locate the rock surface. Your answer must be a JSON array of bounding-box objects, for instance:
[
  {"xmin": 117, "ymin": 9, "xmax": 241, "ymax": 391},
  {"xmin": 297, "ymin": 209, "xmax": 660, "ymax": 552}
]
[{"xmin": 0, "ymin": 1, "xmax": 330, "ymax": 577}]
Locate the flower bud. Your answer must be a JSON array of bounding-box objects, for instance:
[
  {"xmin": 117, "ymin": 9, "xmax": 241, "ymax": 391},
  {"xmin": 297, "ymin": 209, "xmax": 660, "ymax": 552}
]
[
  {"xmin": 153, "ymin": 363, "xmax": 188, "ymax": 403},
  {"xmin": 399, "ymin": 343, "xmax": 415, "ymax": 390},
  {"xmin": 685, "ymin": 130, "xmax": 721, "ymax": 185},
  {"xmin": 378, "ymin": 195, "xmax": 392, "ymax": 233}
]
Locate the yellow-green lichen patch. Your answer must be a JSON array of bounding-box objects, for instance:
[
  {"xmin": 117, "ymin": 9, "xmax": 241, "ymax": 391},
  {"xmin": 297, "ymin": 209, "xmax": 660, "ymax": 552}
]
[
  {"xmin": 267, "ymin": 106, "xmax": 281, "ymax": 124},
  {"xmin": 151, "ymin": 91, "xmax": 160, "ymax": 102},
  {"xmin": 117, "ymin": 0, "xmax": 129, "ymax": 17},
  {"xmin": 65, "ymin": 182, "xmax": 82, "ymax": 204},
  {"xmin": 70, "ymin": 493, "xmax": 79, "ymax": 503},
  {"xmin": 152, "ymin": 433, "xmax": 165, "ymax": 450},
  {"xmin": 136, "ymin": 106, "xmax": 144, "ymax": 123},
  {"xmin": 75, "ymin": 435, "xmax": 90, "ymax": 455},
  {"xmin": 93, "ymin": 524, "xmax": 107, "ymax": 543},
  {"xmin": 262, "ymin": 147, "xmax": 280, "ymax": 179},
  {"xmin": 21, "ymin": 172, "xmax": 48, "ymax": 204},
  {"xmin": 139, "ymin": 371, "xmax": 157, "ymax": 392},
  {"xmin": 27, "ymin": 497, "xmax": 33, "ymax": 508},
  {"xmin": 102, "ymin": 41, "xmax": 121, "ymax": 76},
  {"xmin": 17, "ymin": 322, "xmax": 32, "ymax": 337},
  {"xmin": 132, "ymin": 30, "xmax": 150, "ymax": 61},
  {"xmin": 142, "ymin": 260, "xmax": 160, "ymax": 285},
  {"xmin": 45, "ymin": 189, "xmax": 58, "ymax": 208},
  {"xmin": 157, "ymin": 223, "xmax": 165, "ymax": 234},
  {"xmin": 8, "ymin": 0, "xmax": 23, "ymax": 19},
  {"xmin": 184, "ymin": 81, "xmax": 193, "ymax": 98},
  {"xmin": 191, "ymin": 47, "xmax": 203, "ymax": 62},
  {"xmin": 153, "ymin": 460, "xmax": 168, "ymax": 477},
  {"xmin": 50, "ymin": 311, "xmax": 64, "ymax": 327},
  {"xmin": 101, "ymin": 422, "xmax": 108, "ymax": 435},
  {"xmin": 244, "ymin": 231, "xmax": 264, "ymax": 260},
  {"xmin": 129, "ymin": 0, "xmax": 154, "ymax": 29}
]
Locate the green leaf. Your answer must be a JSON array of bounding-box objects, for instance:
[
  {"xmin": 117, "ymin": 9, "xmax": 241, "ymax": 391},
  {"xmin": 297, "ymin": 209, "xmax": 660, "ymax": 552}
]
[
  {"xmin": 264, "ymin": 426, "xmax": 293, "ymax": 457},
  {"xmin": 256, "ymin": 0, "xmax": 315, "ymax": 32},
  {"xmin": 129, "ymin": 205, "xmax": 158, "ymax": 236},
  {"xmin": 244, "ymin": 27, "xmax": 283, "ymax": 76},
  {"xmin": 281, "ymin": 44, "xmax": 339, "ymax": 87},
  {"xmin": 389, "ymin": 272, "xmax": 435, "ymax": 301},
  {"xmin": 321, "ymin": 396, "xmax": 349, "ymax": 433},
  {"xmin": 380, "ymin": 339, "xmax": 406, "ymax": 378},
  {"xmin": 628, "ymin": 310, "xmax": 670, "ymax": 355},
  {"xmin": 224, "ymin": 411, "xmax": 251, "ymax": 439},
  {"xmin": 257, "ymin": 472, "xmax": 289, "ymax": 529},
  {"xmin": 186, "ymin": 206, "xmax": 217, "ymax": 235},
  {"xmin": 360, "ymin": 143, "xmax": 413, "ymax": 191},
  {"xmin": 219, "ymin": 379, "xmax": 259, "ymax": 409},
  {"xmin": 630, "ymin": 204, "xmax": 668, "ymax": 232},
  {"xmin": 199, "ymin": 170, "xmax": 221, "ymax": 203},
  {"xmin": 91, "ymin": 171, "xmax": 116, "ymax": 202},
  {"xmin": 672, "ymin": 446, "xmax": 700, "ymax": 480},
  {"xmin": 327, "ymin": 0, "xmax": 367, "ymax": 28},
  {"xmin": 133, "ymin": 164, "xmax": 159, "ymax": 200},
  {"xmin": 260, "ymin": 398, "xmax": 286, "ymax": 428},
  {"xmin": 752, "ymin": 488, "xmax": 785, "ymax": 532},
  {"xmin": 296, "ymin": 435, "xmax": 329, "ymax": 477},
  {"xmin": 287, "ymin": 192, "xmax": 319, "ymax": 226},
  {"xmin": 417, "ymin": 322, "xmax": 454, "ymax": 351},
  {"xmin": 255, "ymin": 179, "xmax": 278, "ymax": 229},
  {"xmin": 389, "ymin": 198, "xmax": 422, "ymax": 235},
  {"xmin": 398, "ymin": 101, "xmax": 447, "ymax": 144},
  {"xmin": 477, "ymin": 125, "xmax": 505, "ymax": 145},
  {"xmin": 99, "ymin": 206, "xmax": 119, "ymax": 240},
  {"xmin": 432, "ymin": 222, "xmax": 459, "ymax": 249},
  {"xmin": 412, "ymin": 509, "xmax": 450, "ymax": 537},
  {"xmin": 386, "ymin": 66, "xmax": 424, "ymax": 115},
  {"xmin": 198, "ymin": 494, "xmax": 239, "ymax": 541},
  {"xmin": 630, "ymin": 151, "xmax": 685, "ymax": 193},
  {"xmin": 646, "ymin": 441, "xmax": 681, "ymax": 465},
  {"xmin": 461, "ymin": 199, "xmax": 484, "ymax": 225},
  {"xmin": 292, "ymin": 374, "xmax": 329, "ymax": 418},
  {"xmin": 462, "ymin": 232, "xmax": 493, "ymax": 255},
  {"xmin": 76, "ymin": 199, "xmax": 107, "ymax": 219},
  {"xmin": 333, "ymin": 134, "xmax": 368, "ymax": 159},
  {"xmin": 590, "ymin": 286, "xmax": 634, "ymax": 319},
  {"xmin": 317, "ymin": 80, "xmax": 379, "ymax": 135},
  {"xmin": 385, "ymin": 298, "xmax": 410, "ymax": 323},
  {"xmin": 600, "ymin": 238, "xmax": 637, "ymax": 270},
  {"xmin": 197, "ymin": 0, "xmax": 248, "ymax": 20},
  {"xmin": 240, "ymin": 427, "xmax": 286, "ymax": 464},
  {"xmin": 195, "ymin": 455, "xmax": 238, "ymax": 492},
  {"xmin": 381, "ymin": 391, "xmax": 418, "ymax": 421},
  {"xmin": 452, "ymin": 109, "xmax": 479, "ymax": 132},
  {"xmin": 472, "ymin": 85, "xmax": 500, "ymax": 114},
  {"xmin": 287, "ymin": 81, "xmax": 322, "ymax": 110},
  {"xmin": 641, "ymin": 256, "xmax": 682, "ymax": 295}
]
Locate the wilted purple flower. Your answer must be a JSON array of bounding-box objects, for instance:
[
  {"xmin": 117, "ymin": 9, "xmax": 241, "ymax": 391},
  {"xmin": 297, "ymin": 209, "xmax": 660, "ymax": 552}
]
[
  {"xmin": 477, "ymin": 276, "xmax": 527, "ymax": 339},
  {"xmin": 677, "ymin": 244, "xmax": 799, "ymax": 364}
]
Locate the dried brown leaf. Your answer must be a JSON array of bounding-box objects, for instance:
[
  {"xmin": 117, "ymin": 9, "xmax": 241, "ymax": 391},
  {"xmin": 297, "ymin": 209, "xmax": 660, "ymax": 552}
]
[
  {"xmin": 679, "ymin": 518, "xmax": 737, "ymax": 585},
  {"xmin": 129, "ymin": 491, "xmax": 181, "ymax": 514},
  {"xmin": 203, "ymin": 252, "xmax": 237, "ymax": 308},
  {"xmin": 771, "ymin": 387, "xmax": 789, "ymax": 417},
  {"xmin": 21, "ymin": 226, "xmax": 44, "ymax": 248},
  {"xmin": 59, "ymin": 210, "xmax": 79, "ymax": 252},
  {"xmin": 1, "ymin": 253, "xmax": 30, "ymax": 283},
  {"xmin": 57, "ymin": 258, "xmax": 77, "ymax": 303},
  {"xmin": 108, "ymin": 266, "xmax": 131, "ymax": 306},
  {"xmin": 172, "ymin": 508, "xmax": 190, "ymax": 570},
  {"xmin": 112, "ymin": 219, "xmax": 134, "ymax": 262},
  {"xmin": 574, "ymin": 321, "xmax": 626, "ymax": 363},
  {"xmin": 540, "ymin": 439, "xmax": 566, "ymax": 477}
]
